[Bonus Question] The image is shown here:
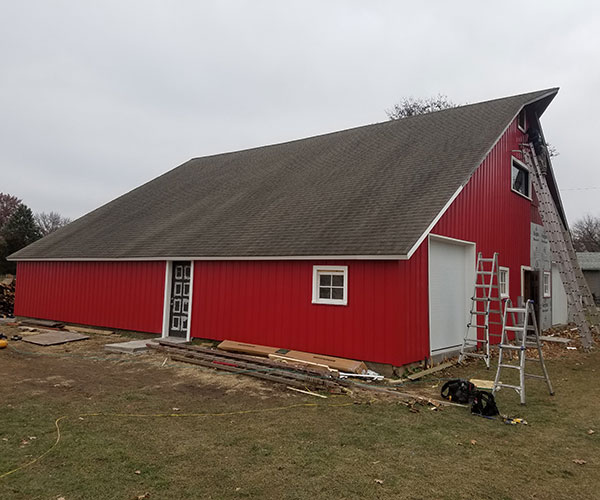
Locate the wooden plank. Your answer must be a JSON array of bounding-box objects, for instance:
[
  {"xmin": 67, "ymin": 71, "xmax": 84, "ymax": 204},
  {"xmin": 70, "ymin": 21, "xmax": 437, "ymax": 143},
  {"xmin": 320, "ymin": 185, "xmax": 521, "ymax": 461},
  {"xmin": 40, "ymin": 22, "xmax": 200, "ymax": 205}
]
[
  {"xmin": 159, "ymin": 340, "xmax": 339, "ymax": 379},
  {"xmin": 169, "ymin": 354, "xmax": 326, "ymax": 390},
  {"xmin": 217, "ymin": 340, "xmax": 283, "ymax": 357},
  {"xmin": 538, "ymin": 335, "xmax": 571, "ymax": 344},
  {"xmin": 65, "ymin": 326, "xmax": 115, "ymax": 335},
  {"xmin": 406, "ymin": 361, "xmax": 455, "ymax": 381},
  {"xmin": 278, "ymin": 350, "xmax": 367, "ymax": 374},
  {"xmin": 155, "ymin": 344, "xmax": 340, "ymax": 388}
]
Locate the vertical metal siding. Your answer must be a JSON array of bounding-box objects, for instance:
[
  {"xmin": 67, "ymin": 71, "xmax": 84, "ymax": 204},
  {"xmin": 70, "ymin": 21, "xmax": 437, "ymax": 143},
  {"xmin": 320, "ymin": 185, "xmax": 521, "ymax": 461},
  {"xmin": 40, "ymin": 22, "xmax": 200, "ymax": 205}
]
[
  {"xmin": 190, "ymin": 259, "xmax": 428, "ymax": 366},
  {"xmin": 430, "ymin": 119, "xmax": 532, "ymax": 343},
  {"xmin": 12, "ymin": 119, "xmax": 533, "ymax": 366},
  {"xmin": 14, "ymin": 261, "xmax": 165, "ymax": 333}
]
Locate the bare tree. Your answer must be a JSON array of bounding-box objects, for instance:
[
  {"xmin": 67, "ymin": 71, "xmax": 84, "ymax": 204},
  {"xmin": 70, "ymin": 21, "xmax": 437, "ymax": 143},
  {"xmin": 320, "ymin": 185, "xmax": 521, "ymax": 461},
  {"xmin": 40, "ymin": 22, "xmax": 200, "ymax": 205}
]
[
  {"xmin": 0, "ymin": 193, "xmax": 22, "ymax": 229},
  {"xmin": 386, "ymin": 94, "xmax": 459, "ymax": 120},
  {"xmin": 572, "ymin": 214, "xmax": 600, "ymax": 252},
  {"xmin": 35, "ymin": 211, "xmax": 71, "ymax": 236}
]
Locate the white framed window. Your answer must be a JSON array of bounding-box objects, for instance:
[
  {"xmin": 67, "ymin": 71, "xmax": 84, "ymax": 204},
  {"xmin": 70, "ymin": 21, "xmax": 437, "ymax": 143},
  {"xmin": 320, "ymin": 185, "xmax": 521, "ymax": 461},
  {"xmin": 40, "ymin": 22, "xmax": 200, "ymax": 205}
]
[
  {"xmin": 312, "ymin": 266, "xmax": 348, "ymax": 305},
  {"xmin": 517, "ymin": 109, "xmax": 527, "ymax": 132},
  {"xmin": 511, "ymin": 157, "xmax": 531, "ymax": 199},
  {"xmin": 499, "ymin": 267, "xmax": 510, "ymax": 298},
  {"xmin": 543, "ymin": 271, "xmax": 551, "ymax": 298}
]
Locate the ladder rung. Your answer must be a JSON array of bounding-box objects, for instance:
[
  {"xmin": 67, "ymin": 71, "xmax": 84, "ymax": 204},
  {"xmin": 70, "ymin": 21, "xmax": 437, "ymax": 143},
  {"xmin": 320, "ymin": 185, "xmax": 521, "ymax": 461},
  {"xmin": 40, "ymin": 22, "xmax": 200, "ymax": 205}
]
[
  {"xmin": 472, "ymin": 297, "xmax": 490, "ymax": 301},
  {"xmin": 489, "ymin": 321, "xmax": 504, "ymax": 325},
  {"xmin": 489, "ymin": 310, "xmax": 502, "ymax": 314},
  {"xmin": 462, "ymin": 352, "xmax": 488, "ymax": 358},
  {"xmin": 504, "ymin": 326, "xmax": 524, "ymax": 332},
  {"xmin": 506, "ymin": 308, "xmax": 526, "ymax": 313},
  {"xmin": 499, "ymin": 344, "xmax": 523, "ymax": 351},
  {"xmin": 525, "ymin": 374, "xmax": 546, "ymax": 379},
  {"xmin": 498, "ymin": 364, "xmax": 520, "ymax": 370},
  {"xmin": 479, "ymin": 258, "xmax": 495, "ymax": 262},
  {"xmin": 475, "ymin": 284, "xmax": 498, "ymax": 288},
  {"xmin": 488, "ymin": 333, "xmax": 502, "ymax": 337},
  {"xmin": 495, "ymin": 383, "xmax": 521, "ymax": 391},
  {"xmin": 467, "ymin": 323, "xmax": 488, "ymax": 329},
  {"xmin": 478, "ymin": 271, "xmax": 494, "ymax": 275},
  {"xmin": 470, "ymin": 311, "xmax": 488, "ymax": 315}
]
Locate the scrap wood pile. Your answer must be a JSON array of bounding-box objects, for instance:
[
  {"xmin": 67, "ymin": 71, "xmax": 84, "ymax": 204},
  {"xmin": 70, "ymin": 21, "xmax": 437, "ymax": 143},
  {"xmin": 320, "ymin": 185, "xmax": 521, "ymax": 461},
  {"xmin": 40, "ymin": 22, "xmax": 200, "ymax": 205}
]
[
  {"xmin": 150, "ymin": 339, "xmax": 351, "ymax": 392},
  {"xmin": 150, "ymin": 339, "xmax": 460, "ymax": 408},
  {"xmin": 0, "ymin": 277, "xmax": 15, "ymax": 318}
]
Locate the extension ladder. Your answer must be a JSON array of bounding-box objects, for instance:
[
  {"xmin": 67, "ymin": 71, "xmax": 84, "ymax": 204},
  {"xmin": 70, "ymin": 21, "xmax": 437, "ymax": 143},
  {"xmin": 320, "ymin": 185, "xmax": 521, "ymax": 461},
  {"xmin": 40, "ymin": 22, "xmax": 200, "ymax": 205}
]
[
  {"xmin": 492, "ymin": 299, "xmax": 553, "ymax": 404},
  {"xmin": 459, "ymin": 252, "xmax": 505, "ymax": 368},
  {"xmin": 521, "ymin": 142, "xmax": 595, "ymax": 348}
]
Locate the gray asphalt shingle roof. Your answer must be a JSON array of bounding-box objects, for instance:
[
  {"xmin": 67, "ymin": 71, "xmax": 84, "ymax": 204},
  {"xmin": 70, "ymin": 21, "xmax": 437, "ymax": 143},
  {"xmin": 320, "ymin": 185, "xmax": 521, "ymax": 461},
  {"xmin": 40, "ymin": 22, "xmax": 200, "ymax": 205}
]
[
  {"xmin": 577, "ymin": 252, "xmax": 600, "ymax": 271},
  {"xmin": 10, "ymin": 88, "xmax": 558, "ymax": 260}
]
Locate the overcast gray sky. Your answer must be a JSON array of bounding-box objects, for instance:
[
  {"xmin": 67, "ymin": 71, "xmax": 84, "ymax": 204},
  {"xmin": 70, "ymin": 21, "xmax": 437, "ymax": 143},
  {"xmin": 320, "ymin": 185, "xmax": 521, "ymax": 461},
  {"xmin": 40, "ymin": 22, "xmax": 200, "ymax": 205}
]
[{"xmin": 1, "ymin": 1, "xmax": 599, "ymax": 225}]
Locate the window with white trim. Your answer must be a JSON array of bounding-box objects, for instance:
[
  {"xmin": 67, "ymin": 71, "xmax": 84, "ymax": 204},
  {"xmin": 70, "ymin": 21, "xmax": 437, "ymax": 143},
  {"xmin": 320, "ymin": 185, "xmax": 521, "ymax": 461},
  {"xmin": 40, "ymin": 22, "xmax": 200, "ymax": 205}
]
[
  {"xmin": 511, "ymin": 157, "xmax": 530, "ymax": 198},
  {"xmin": 543, "ymin": 271, "xmax": 551, "ymax": 298},
  {"xmin": 312, "ymin": 266, "xmax": 348, "ymax": 305},
  {"xmin": 499, "ymin": 267, "xmax": 509, "ymax": 298}
]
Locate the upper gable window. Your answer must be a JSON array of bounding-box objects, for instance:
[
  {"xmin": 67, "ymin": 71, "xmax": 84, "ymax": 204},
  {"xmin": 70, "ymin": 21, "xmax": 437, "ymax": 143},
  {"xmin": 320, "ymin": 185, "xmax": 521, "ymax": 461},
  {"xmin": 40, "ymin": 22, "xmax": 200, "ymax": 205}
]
[
  {"xmin": 517, "ymin": 109, "xmax": 527, "ymax": 132},
  {"xmin": 511, "ymin": 157, "xmax": 530, "ymax": 199},
  {"xmin": 312, "ymin": 266, "xmax": 348, "ymax": 305}
]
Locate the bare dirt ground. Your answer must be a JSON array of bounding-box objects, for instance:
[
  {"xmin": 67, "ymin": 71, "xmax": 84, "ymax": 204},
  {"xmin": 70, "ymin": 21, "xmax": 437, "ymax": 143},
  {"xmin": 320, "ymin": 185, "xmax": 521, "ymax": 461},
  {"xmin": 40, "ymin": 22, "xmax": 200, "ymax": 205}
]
[{"xmin": 1, "ymin": 323, "xmax": 599, "ymax": 500}]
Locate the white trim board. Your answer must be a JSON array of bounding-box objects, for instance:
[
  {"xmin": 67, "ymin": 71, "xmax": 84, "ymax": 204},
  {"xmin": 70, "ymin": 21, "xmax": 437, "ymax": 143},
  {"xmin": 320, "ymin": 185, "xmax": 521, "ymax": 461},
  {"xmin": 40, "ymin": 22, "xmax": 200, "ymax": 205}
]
[{"xmin": 11, "ymin": 254, "xmax": 409, "ymax": 262}]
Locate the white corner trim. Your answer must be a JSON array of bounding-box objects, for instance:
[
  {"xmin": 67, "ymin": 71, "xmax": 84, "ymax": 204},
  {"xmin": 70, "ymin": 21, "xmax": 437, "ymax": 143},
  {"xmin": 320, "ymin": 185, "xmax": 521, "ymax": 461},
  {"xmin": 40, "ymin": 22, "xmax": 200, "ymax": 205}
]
[
  {"xmin": 312, "ymin": 265, "xmax": 348, "ymax": 306},
  {"xmin": 161, "ymin": 261, "xmax": 172, "ymax": 338},
  {"xmin": 406, "ymin": 184, "xmax": 465, "ymax": 259}
]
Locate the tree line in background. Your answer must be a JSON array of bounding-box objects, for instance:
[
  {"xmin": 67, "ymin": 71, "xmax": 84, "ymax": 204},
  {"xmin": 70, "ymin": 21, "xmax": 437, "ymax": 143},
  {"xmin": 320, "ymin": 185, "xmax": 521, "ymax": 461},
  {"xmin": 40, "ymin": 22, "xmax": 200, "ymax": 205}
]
[
  {"xmin": 572, "ymin": 215, "xmax": 600, "ymax": 252},
  {"xmin": 0, "ymin": 193, "xmax": 71, "ymax": 274}
]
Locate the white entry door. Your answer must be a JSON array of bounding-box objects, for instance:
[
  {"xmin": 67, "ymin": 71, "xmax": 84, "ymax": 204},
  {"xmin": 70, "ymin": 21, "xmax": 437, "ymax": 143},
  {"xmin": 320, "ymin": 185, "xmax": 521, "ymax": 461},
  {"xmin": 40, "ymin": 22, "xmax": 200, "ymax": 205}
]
[{"xmin": 429, "ymin": 237, "xmax": 475, "ymax": 354}]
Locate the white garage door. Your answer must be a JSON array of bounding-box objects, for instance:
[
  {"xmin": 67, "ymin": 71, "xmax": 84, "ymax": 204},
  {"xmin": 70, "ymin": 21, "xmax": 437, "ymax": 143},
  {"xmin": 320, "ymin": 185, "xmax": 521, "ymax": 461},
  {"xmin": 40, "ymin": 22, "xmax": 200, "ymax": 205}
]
[{"xmin": 429, "ymin": 237, "xmax": 474, "ymax": 353}]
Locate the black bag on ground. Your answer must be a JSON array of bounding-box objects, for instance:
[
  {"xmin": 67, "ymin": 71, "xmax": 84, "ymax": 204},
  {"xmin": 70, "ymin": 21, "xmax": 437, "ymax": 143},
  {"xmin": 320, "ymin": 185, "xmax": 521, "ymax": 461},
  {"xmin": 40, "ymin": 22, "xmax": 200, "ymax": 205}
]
[
  {"xmin": 471, "ymin": 390, "xmax": 499, "ymax": 417},
  {"xmin": 440, "ymin": 379, "xmax": 477, "ymax": 404}
]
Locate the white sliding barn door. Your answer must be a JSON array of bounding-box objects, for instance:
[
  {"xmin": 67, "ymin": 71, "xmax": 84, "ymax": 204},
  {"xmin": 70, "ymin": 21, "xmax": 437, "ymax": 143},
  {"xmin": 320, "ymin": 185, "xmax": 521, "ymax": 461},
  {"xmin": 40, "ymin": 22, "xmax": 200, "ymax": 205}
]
[{"xmin": 429, "ymin": 236, "xmax": 475, "ymax": 354}]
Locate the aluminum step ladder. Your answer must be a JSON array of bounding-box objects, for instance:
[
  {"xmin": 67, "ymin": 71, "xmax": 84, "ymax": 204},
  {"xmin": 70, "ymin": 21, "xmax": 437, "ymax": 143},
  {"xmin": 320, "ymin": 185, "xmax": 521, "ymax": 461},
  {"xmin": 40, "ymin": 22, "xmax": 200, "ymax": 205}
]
[
  {"xmin": 459, "ymin": 252, "xmax": 505, "ymax": 368},
  {"xmin": 492, "ymin": 299, "xmax": 553, "ymax": 404},
  {"xmin": 521, "ymin": 141, "xmax": 595, "ymax": 348}
]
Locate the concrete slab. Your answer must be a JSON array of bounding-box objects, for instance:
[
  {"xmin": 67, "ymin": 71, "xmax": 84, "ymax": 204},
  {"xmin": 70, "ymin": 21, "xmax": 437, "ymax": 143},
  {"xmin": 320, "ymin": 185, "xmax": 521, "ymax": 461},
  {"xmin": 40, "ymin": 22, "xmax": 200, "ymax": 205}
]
[
  {"xmin": 104, "ymin": 339, "xmax": 159, "ymax": 354},
  {"xmin": 23, "ymin": 331, "xmax": 89, "ymax": 346}
]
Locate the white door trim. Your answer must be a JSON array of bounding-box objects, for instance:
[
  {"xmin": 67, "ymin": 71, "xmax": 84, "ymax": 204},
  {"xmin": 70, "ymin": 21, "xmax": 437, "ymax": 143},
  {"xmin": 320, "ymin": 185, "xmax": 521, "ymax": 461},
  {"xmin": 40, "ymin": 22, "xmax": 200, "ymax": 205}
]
[
  {"xmin": 520, "ymin": 265, "xmax": 533, "ymax": 299},
  {"xmin": 162, "ymin": 260, "xmax": 194, "ymax": 341},
  {"xmin": 186, "ymin": 261, "xmax": 194, "ymax": 342},
  {"xmin": 161, "ymin": 261, "xmax": 172, "ymax": 338},
  {"xmin": 428, "ymin": 234, "xmax": 476, "ymax": 356}
]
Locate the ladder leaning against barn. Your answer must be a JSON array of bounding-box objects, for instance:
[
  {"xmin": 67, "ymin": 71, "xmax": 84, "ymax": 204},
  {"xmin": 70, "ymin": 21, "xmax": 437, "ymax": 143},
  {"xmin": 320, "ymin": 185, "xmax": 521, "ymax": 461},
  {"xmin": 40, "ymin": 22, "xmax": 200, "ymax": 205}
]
[
  {"xmin": 492, "ymin": 299, "xmax": 554, "ymax": 404},
  {"xmin": 521, "ymin": 141, "xmax": 595, "ymax": 348},
  {"xmin": 458, "ymin": 252, "xmax": 505, "ymax": 368}
]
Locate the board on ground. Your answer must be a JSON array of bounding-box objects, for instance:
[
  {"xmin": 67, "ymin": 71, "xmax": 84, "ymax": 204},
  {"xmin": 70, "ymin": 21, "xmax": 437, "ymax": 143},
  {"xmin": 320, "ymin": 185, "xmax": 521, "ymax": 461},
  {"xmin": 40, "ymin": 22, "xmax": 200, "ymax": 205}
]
[{"xmin": 22, "ymin": 331, "xmax": 89, "ymax": 346}]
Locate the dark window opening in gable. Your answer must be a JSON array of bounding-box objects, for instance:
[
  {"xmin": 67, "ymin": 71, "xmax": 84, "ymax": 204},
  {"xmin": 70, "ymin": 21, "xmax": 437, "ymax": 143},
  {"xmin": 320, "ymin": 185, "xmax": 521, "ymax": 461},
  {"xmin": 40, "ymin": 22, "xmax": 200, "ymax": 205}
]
[
  {"xmin": 511, "ymin": 158, "xmax": 530, "ymax": 198},
  {"xmin": 518, "ymin": 109, "xmax": 526, "ymax": 132}
]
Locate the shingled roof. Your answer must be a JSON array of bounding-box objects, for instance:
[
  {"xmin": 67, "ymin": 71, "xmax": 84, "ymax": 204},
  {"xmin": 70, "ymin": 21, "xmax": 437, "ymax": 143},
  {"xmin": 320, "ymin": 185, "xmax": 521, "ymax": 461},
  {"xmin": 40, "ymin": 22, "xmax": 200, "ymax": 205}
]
[{"xmin": 10, "ymin": 88, "xmax": 558, "ymax": 261}]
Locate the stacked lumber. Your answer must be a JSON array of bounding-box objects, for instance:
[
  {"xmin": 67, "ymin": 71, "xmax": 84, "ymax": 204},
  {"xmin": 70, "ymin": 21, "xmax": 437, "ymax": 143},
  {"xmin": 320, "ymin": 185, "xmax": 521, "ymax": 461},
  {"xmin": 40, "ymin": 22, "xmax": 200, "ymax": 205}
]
[
  {"xmin": 217, "ymin": 340, "xmax": 368, "ymax": 374},
  {"xmin": 151, "ymin": 340, "xmax": 346, "ymax": 391},
  {"xmin": 0, "ymin": 277, "xmax": 15, "ymax": 318}
]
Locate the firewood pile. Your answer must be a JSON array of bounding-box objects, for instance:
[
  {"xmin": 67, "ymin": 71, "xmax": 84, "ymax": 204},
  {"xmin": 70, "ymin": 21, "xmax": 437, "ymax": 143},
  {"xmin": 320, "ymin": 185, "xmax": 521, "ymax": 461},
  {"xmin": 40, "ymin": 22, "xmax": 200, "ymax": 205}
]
[{"xmin": 0, "ymin": 277, "xmax": 15, "ymax": 317}]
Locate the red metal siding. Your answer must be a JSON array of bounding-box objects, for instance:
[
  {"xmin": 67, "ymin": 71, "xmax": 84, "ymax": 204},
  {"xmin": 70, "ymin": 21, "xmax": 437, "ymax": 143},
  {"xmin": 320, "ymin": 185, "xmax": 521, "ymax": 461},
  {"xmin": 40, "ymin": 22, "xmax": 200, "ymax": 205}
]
[
  {"xmin": 431, "ymin": 119, "xmax": 531, "ymax": 303},
  {"xmin": 12, "ymin": 118, "xmax": 534, "ymax": 366},
  {"xmin": 190, "ymin": 255, "xmax": 429, "ymax": 366},
  {"xmin": 14, "ymin": 261, "xmax": 165, "ymax": 333}
]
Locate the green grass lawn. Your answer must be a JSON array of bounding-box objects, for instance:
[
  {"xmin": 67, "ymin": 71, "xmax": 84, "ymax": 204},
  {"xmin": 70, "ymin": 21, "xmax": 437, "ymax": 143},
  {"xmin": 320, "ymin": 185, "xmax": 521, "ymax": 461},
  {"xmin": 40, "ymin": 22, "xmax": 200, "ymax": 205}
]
[{"xmin": 0, "ymin": 333, "xmax": 599, "ymax": 500}]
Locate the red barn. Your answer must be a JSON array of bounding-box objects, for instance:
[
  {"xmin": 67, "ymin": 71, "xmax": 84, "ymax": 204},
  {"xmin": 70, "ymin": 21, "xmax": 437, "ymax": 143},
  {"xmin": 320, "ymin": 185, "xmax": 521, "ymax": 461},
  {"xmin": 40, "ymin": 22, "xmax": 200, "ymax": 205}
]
[{"xmin": 9, "ymin": 88, "xmax": 574, "ymax": 367}]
